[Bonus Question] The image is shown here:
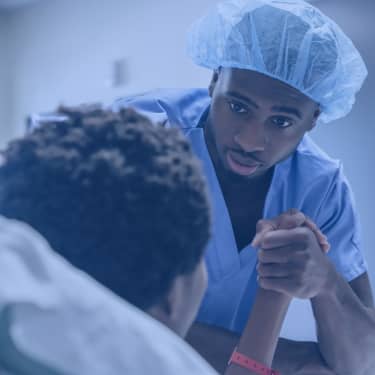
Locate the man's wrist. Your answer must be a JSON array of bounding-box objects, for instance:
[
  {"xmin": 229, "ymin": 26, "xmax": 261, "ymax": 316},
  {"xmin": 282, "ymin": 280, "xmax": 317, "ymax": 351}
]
[{"xmin": 313, "ymin": 262, "xmax": 341, "ymax": 301}]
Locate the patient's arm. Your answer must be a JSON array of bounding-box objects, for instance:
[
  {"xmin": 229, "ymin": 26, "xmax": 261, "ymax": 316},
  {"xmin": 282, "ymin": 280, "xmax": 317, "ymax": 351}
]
[
  {"xmin": 224, "ymin": 288, "xmax": 291, "ymax": 375},
  {"xmin": 187, "ymin": 322, "xmax": 335, "ymax": 374}
]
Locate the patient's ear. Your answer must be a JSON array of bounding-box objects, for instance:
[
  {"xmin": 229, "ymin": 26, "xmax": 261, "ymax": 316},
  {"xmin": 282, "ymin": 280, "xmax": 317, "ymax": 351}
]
[
  {"xmin": 147, "ymin": 276, "xmax": 185, "ymax": 334},
  {"xmin": 147, "ymin": 260, "xmax": 207, "ymax": 337}
]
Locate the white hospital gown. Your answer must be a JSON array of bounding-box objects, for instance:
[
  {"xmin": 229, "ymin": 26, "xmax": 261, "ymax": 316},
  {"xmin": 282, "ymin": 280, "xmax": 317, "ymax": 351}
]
[{"xmin": 0, "ymin": 216, "xmax": 217, "ymax": 375}]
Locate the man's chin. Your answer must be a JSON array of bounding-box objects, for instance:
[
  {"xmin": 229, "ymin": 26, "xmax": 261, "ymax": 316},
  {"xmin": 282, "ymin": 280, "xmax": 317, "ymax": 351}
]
[{"xmin": 222, "ymin": 167, "xmax": 263, "ymax": 183}]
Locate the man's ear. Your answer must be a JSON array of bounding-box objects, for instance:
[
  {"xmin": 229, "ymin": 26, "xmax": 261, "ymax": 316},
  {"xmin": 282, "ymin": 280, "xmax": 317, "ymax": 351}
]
[
  {"xmin": 208, "ymin": 69, "xmax": 220, "ymax": 97},
  {"xmin": 308, "ymin": 107, "xmax": 321, "ymax": 131}
]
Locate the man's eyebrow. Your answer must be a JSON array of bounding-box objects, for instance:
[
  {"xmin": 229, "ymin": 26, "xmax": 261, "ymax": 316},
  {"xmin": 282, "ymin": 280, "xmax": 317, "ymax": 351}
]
[
  {"xmin": 272, "ymin": 106, "xmax": 302, "ymax": 119},
  {"xmin": 225, "ymin": 91, "xmax": 259, "ymax": 109}
]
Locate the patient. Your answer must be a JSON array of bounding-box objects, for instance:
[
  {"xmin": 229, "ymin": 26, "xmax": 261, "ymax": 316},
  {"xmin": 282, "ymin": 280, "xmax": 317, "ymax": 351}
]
[
  {"xmin": 0, "ymin": 106, "xmax": 217, "ymax": 373},
  {"xmin": 0, "ymin": 106, "xmax": 314, "ymax": 375},
  {"xmin": 0, "ymin": 106, "xmax": 212, "ymax": 337}
]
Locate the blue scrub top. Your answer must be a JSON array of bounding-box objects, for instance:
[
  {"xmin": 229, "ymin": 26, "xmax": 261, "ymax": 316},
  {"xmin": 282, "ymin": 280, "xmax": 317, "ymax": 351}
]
[{"xmin": 113, "ymin": 88, "xmax": 367, "ymax": 334}]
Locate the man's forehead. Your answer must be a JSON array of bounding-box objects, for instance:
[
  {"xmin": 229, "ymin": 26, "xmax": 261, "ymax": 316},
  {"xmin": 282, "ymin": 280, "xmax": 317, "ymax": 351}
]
[{"xmin": 218, "ymin": 68, "xmax": 317, "ymax": 108}]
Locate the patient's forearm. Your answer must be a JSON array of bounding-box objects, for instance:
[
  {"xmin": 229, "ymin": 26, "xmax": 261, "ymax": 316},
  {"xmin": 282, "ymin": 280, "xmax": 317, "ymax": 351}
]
[
  {"xmin": 186, "ymin": 322, "xmax": 238, "ymax": 373},
  {"xmin": 225, "ymin": 288, "xmax": 291, "ymax": 374},
  {"xmin": 187, "ymin": 314, "xmax": 335, "ymax": 374}
]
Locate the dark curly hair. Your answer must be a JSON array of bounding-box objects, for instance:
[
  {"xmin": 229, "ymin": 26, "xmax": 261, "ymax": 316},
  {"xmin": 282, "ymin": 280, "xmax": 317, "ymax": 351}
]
[{"xmin": 0, "ymin": 106, "xmax": 211, "ymax": 310}]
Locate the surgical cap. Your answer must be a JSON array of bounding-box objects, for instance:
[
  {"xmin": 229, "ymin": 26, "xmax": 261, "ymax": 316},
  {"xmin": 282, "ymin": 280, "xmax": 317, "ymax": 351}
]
[{"xmin": 187, "ymin": 0, "xmax": 367, "ymax": 124}]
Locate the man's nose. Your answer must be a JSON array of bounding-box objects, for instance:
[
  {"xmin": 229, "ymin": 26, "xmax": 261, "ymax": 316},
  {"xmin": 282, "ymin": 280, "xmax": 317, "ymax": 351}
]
[{"xmin": 233, "ymin": 121, "xmax": 266, "ymax": 153}]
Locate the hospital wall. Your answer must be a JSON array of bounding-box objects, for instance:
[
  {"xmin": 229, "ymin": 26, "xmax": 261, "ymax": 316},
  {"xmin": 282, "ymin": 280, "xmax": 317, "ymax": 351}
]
[
  {"xmin": 0, "ymin": 13, "xmax": 11, "ymax": 147},
  {"xmin": 0, "ymin": 0, "xmax": 215, "ymax": 141},
  {"xmin": 309, "ymin": 0, "xmax": 375, "ymax": 288},
  {"xmin": 0, "ymin": 0, "xmax": 374, "ymax": 289}
]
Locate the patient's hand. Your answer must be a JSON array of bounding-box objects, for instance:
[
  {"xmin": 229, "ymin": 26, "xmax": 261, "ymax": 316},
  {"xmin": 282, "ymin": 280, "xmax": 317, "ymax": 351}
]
[
  {"xmin": 252, "ymin": 209, "xmax": 335, "ymax": 299},
  {"xmin": 252, "ymin": 209, "xmax": 330, "ymax": 253}
]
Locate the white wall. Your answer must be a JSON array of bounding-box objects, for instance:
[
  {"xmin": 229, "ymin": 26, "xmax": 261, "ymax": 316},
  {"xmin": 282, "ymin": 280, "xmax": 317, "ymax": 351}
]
[
  {"xmin": 309, "ymin": 0, "xmax": 375, "ymax": 286},
  {"xmin": 1, "ymin": 0, "xmax": 375, "ymax": 286},
  {"xmin": 5, "ymin": 0, "xmax": 215, "ymax": 137},
  {"xmin": 0, "ymin": 12, "xmax": 11, "ymax": 148}
]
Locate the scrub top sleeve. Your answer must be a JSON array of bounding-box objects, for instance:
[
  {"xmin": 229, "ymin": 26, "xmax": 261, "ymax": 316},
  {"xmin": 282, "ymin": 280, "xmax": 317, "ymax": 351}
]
[
  {"xmin": 112, "ymin": 92, "xmax": 168, "ymax": 125},
  {"xmin": 316, "ymin": 164, "xmax": 367, "ymax": 282}
]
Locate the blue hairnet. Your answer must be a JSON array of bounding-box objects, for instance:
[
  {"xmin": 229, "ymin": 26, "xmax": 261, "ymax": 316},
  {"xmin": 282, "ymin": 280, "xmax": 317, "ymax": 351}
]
[{"xmin": 187, "ymin": 0, "xmax": 367, "ymax": 124}]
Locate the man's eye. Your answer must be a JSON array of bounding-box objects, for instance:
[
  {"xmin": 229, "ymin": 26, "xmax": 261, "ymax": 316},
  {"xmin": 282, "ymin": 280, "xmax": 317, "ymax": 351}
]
[
  {"xmin": 228, "ymin": 101, "xmax": 248, "ymax": 114},
  {"xmin": 271, "ymin": 116, "xmax": 294, "ymax": 128}
]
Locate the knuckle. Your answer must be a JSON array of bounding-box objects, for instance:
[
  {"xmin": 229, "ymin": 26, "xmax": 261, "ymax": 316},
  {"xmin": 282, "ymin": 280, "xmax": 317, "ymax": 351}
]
[
  {"xmin": 257, "ymin": 264, "xmax": 264, "ymax": 275},
  {"xmin": 297, "ymin": 228, "xmax": 312, "ymax": 243},
  {"xmin": 294, "ymin": 277, "xmax": 304, "ymax": 289},
  {"xmin": 258, "ymin": 250, "xmax": 266, "ymax": 262},
  {"xmin": 300, "ymin": 251, "xmax": 311, "ymax": 263},
  {"xmin": 300, "ymin": 261, "xmax": 309, "ymax": 274},
  {"xmin": 256, "ymin": 219, "xmax": 267, "ymax": 229},
  {"xmin": 258, "ymin": 277, "xmax": 266, "ymax": 288}
]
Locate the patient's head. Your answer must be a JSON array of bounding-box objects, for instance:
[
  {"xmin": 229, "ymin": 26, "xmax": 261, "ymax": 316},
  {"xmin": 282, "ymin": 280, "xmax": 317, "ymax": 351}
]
[{"xmin": 0, "ymin": 106, "xmax": 211, "ymax": 337}]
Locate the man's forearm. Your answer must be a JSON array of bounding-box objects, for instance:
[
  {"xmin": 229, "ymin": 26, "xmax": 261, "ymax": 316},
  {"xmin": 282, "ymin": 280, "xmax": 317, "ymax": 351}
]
[
  {"xmin": 311, "ymin": 270, "xmax": 375, "ymax": 375},
  {"xmin": 273, "ymin": 338, "xmax": 335, "ymax": 375}
]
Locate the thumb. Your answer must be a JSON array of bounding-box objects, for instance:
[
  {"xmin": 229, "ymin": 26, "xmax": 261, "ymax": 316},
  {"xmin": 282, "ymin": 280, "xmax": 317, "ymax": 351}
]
[
  {"xmin": 251, "ymin": 219, "xmax": 276, "ymax": 247},
  {"xmin": 276, "ymin": 209, "xmax": 306, "ymax": 230}
]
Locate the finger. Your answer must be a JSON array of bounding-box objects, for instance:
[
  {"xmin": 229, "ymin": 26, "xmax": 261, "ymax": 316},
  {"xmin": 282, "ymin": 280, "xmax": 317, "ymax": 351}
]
[
  {"xmin": 257, "ymin": 276, "xmax": 296, "ymax": 296},
  {"xmin": 252, "ymin": 210, "xmax": 305, "ymax": 247},
  {"xmin": 302, "ymin": 217, "xmax": 330, "ymax": 253},
  {"xmin": 321, "ymin": 242, "xmax": 331, "ymax": 253},
  {"xmin": 252, "ymin": 210, "xmax": 307, "ymax": 247},
  {"xmin": 304, "ymin": 216, "xmax": 328, "ymax": 244},
  {"xmin": 251, "ymin": 220, "xmax": 276, "ymax": 247},
  {"xmin": 258, "ymin": 246, "xmax": 296, "ymax": 264},
  {"xmin": 252, "ymin": 212, "xmax": 331, "ymax": 252},
  {"xmin": 256, "ymin": 219, "xmax": 277, "ymax": 233},
  {"xmin": 276, "ymin": 209, "xmax": 306, "ymax": 230},
  {"xmin": 303, "ymin": 216, "xmax": 319, "ymax": 232},
  {"xmin": 260, "ymin": 227, "xmax": 311, "ymax": 250},
  {"xmin": 257, "ymin": 262, "xmax": 292, "ymax": 278}
]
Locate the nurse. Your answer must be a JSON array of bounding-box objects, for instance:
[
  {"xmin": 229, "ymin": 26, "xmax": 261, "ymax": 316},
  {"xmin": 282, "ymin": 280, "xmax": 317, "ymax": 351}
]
[{"xmin": 113, "ymin": 0, "xmax": 375, "ymax": 374}]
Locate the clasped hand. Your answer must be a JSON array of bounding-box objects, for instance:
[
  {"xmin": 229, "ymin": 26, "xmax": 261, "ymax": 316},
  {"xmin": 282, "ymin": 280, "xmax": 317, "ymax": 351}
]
[{"xmin": 252, "ymin": 209, "xmax": 335, "ymax": 299}]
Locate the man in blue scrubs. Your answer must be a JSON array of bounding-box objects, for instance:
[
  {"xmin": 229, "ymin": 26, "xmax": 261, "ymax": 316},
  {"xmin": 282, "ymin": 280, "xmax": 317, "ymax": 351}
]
[{"xmin": 113, "ymin": 1, "xmax": 375, "ymax": 373}]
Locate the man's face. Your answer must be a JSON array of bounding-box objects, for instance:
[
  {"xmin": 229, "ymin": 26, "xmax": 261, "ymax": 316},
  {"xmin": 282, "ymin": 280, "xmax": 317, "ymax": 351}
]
[{"xmin": 205, "ymin": 68, "xmax": 320, "ymax": 181}]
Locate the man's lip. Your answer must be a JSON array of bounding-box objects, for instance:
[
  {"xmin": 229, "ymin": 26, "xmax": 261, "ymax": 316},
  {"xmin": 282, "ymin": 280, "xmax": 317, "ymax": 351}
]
[
  {"xmin": 226, "ymin": 151, "xmax": 261, "ymax": 176},
  {"xmin": 228, "ymin": 149, "xmax": 263, "ymax": 167}
]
